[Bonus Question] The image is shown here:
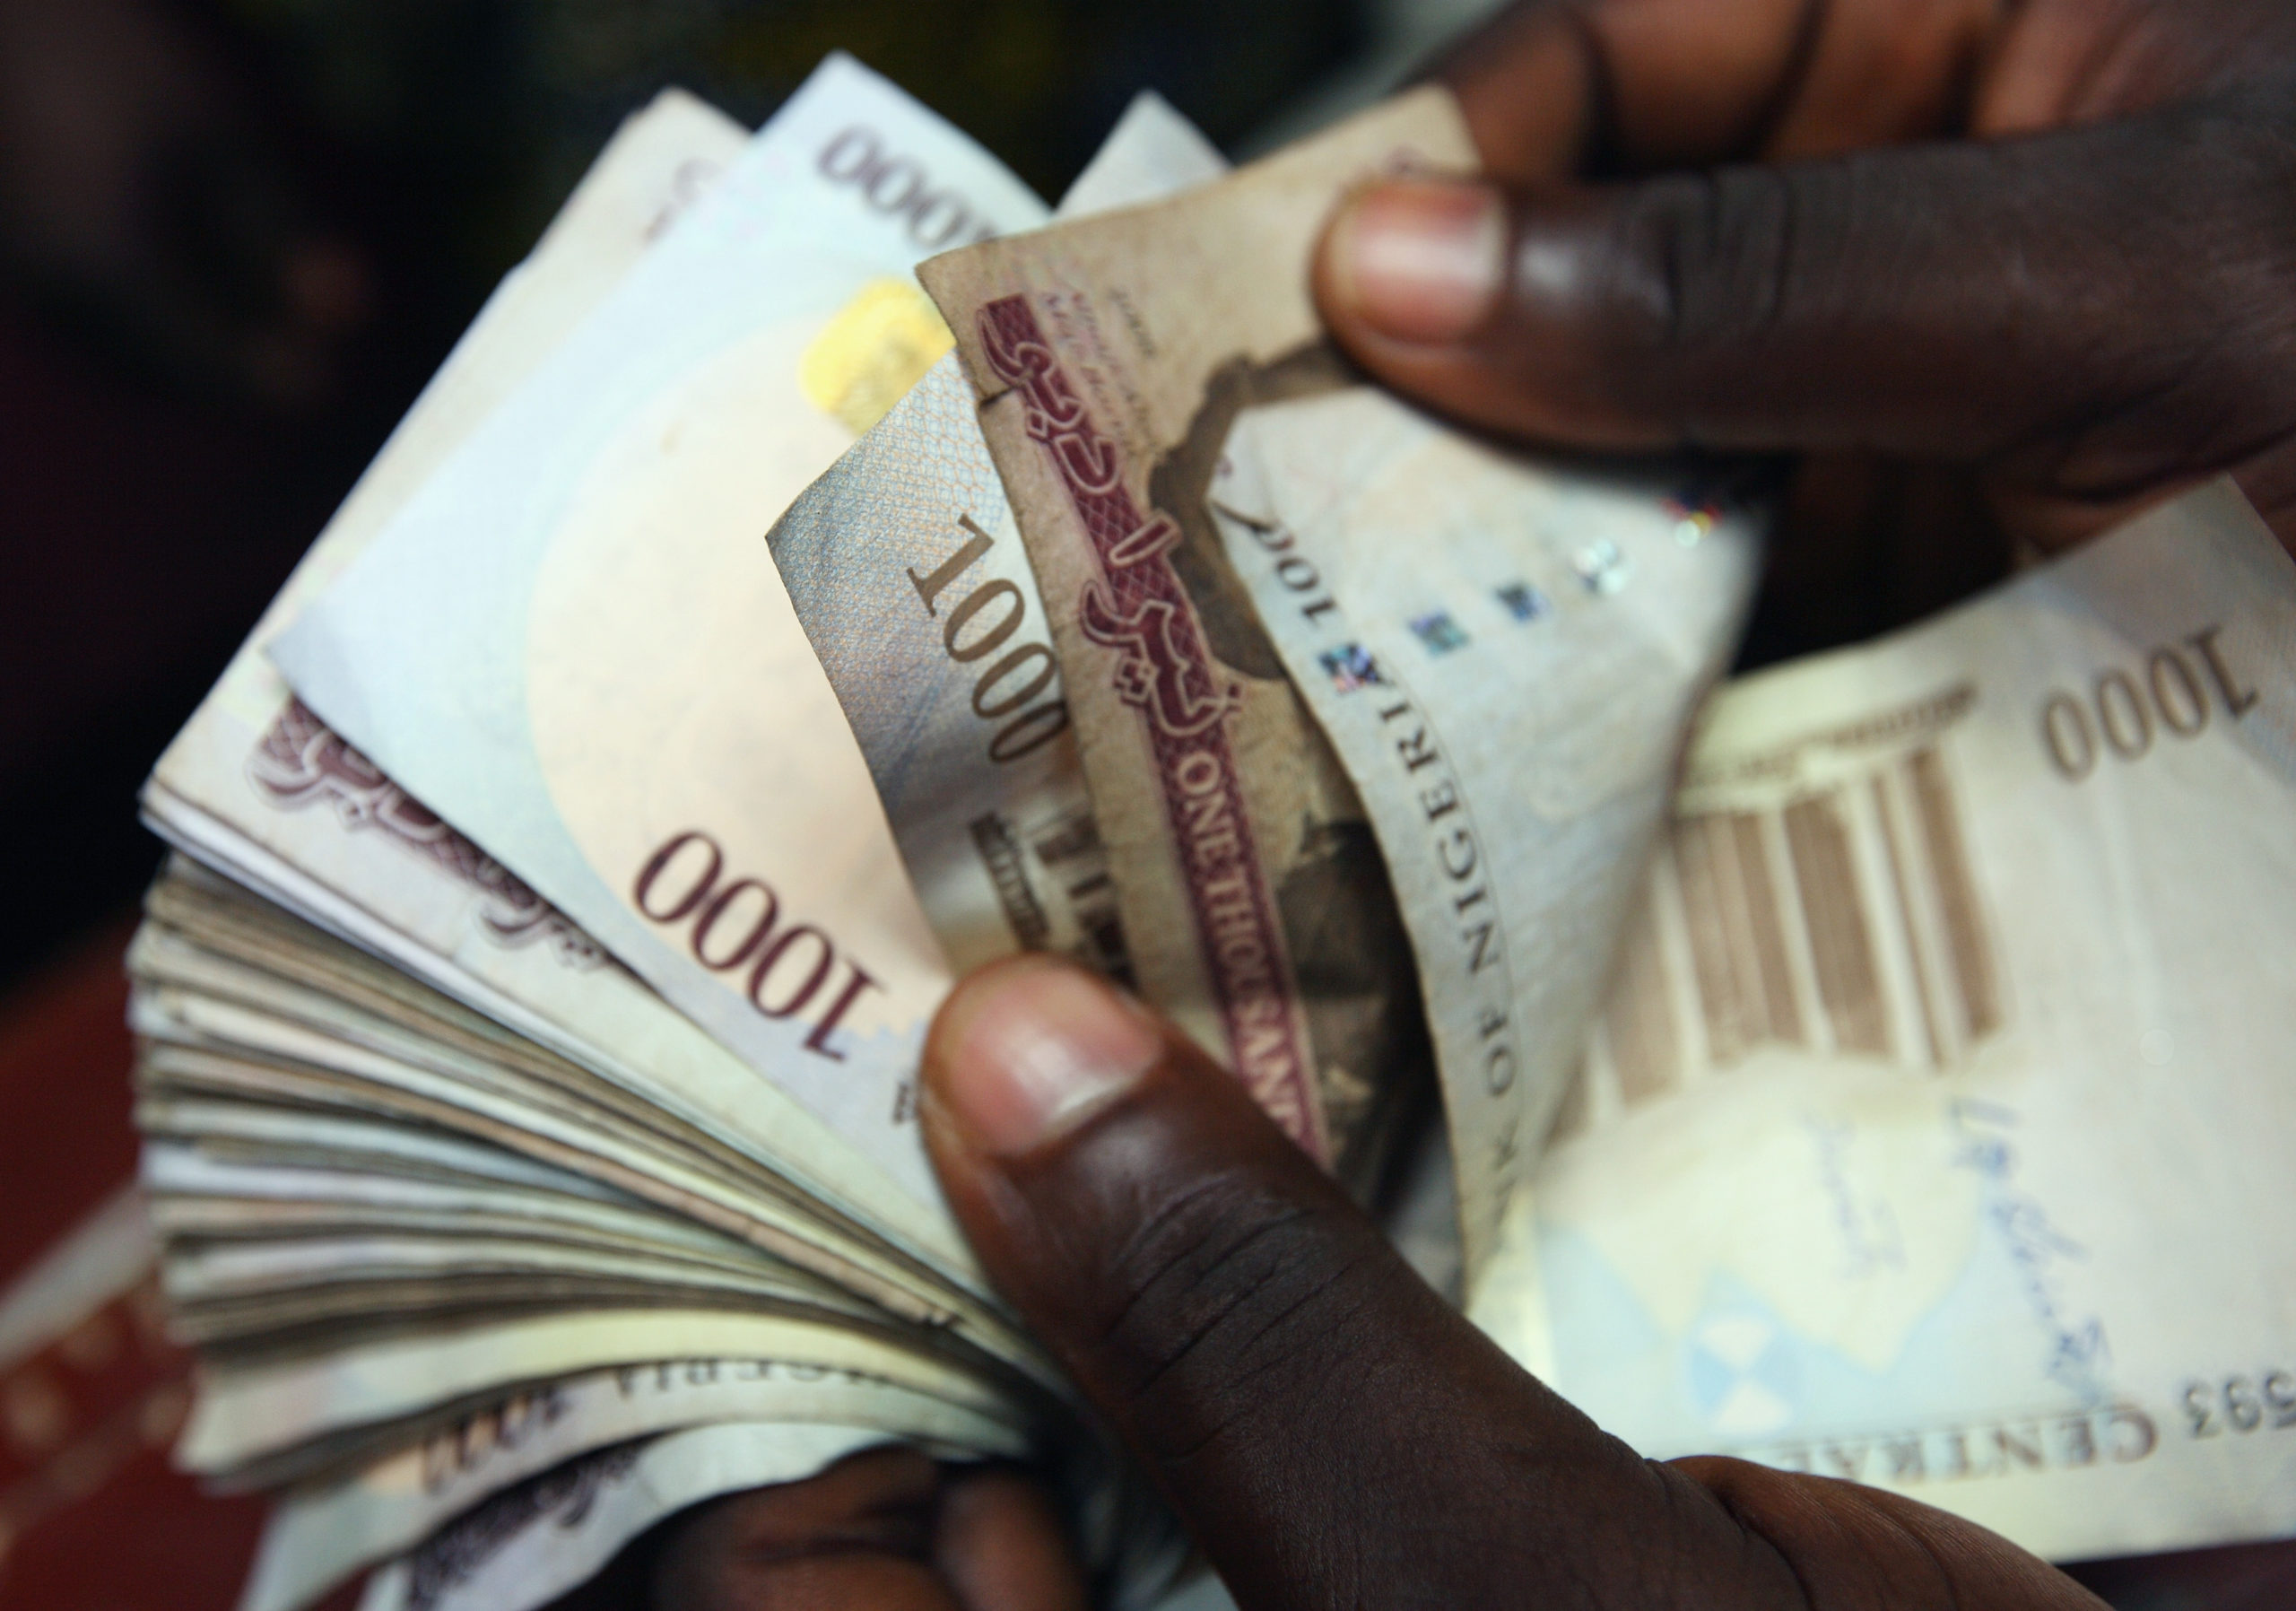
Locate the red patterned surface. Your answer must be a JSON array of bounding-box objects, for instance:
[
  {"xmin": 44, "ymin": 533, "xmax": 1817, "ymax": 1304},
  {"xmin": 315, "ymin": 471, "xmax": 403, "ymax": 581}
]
[
  {"xmin": 0, "ymin": 1275, "xmax": 264, "ymax": 1610},
  {"xmin": 0, "ymin": 923, "xmax": 141, "ymax": 1280},
  {"xmin": 0, "ymin": 921, "xmax": 282, "ymax": 1611}
]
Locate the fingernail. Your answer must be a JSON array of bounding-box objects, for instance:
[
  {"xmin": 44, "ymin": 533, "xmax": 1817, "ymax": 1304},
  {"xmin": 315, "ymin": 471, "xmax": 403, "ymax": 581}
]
[
  {"xmin": 1324, "ymin": 179, "xmax": 1506, "ymax": 345},
  {"xmin": 930, "ymin": 962, "xmax": 1161, "ymax": 1156}
]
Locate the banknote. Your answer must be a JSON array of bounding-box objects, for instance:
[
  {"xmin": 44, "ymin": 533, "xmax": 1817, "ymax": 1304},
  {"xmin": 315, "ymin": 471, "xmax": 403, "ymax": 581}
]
[
  {"xmin": 921, "ymin": 89, "xmax": 1758, "ymax": 1238},
  {"xmin": 919, "ymin": 94, "xmax": 1478, "ymax": 1174},
  {"xmin": 152, "ymin": 1205, "xmax": 770, "ymax": 1283},
  {"xmin": 154, "ymin": 1204, "xmax": 804, "ymax": 1302},
  {"xmin": 179, "ymin": 1305, "xmax": 1031, "ymax": 1477},
  {"xmin": 767, "ymin": 95, "xmax": 1225, "ymax": 979},
  {"xmin": 135, "ymin": 849, "xmax": 1057, "ymax": 1375},
  {"xmin": 245, "ymin": 1363, "xmax": 1023, "ymax": 1611},
  {"xmin": 137, "ymin": 1099, "xmax": 665, "ymax": 1209},
  {"xmin": 272, "ymin": 55, "xmax": 1048, "ymax": 1205},
  {"xmin": 141, "ymin": 1163, "xmax": 813, "ymax": 1285},
  {"xmin": 1211, "ymin": 396, "xmax": 1758, "ymax": 1271},
  {"xmin": 161, "ymin": 1228, "xmax": 834, "ymax": 1316},
  {"xmin": 1054, "ymin": 91, "xmax": 1228, "ymax": 218},
  {"xmin": 127, "ymin": 915, "xmax": 953, "ymax": 1333},
  {"xmin": 1470, "ymin": 481, "xmax": 2296, "ymax": 1562},
  {"xmin": 356, "ymin": 1423, "xmax": 919, "ymax": 1611},
  {"xmin": 142, "ymin": 1136, "xmax": 791, "ymax": 1269},
  {"xmin": 134, "ymin": 90, "xmax": 981, "ymax": 1298}
]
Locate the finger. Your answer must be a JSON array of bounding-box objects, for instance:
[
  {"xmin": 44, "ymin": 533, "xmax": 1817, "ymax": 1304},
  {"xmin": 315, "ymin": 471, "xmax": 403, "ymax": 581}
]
[
  {"xmin": 933, "ymin": 1467, "xmax": 1091, "ymax": 1611},
  {"xmin": 648, "ymin": 1447, "xmax": 959, "ymax": 1611},
  {"xmin": 1316, "ymin": 99, "xmax": 2296, "ymax": 528},
  {"xmin": 918, "ymin": 955, "xmax": 1793, "ymax": 1611},
  {"xmin": 1672, "ymin": 1457, "xmax": 2110, "ymax": 1609},
  {"xmin": 1429, "ymin": 0, "xmax": 1995, "ymax": 179}
]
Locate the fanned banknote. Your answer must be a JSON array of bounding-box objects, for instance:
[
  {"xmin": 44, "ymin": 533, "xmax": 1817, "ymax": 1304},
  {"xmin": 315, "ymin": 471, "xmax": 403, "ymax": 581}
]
[
  {"xmin": 919, "ymin": 94, "xmax": 1473, "ymax": 1181},
  {"xmin": 767, "ymin": 94, "xmax": 1227, "ymax": 980},
  {"xmin": 245, "ymin": 1363, "xmax": 1024, "ymax": 1611},
  {"xmin": 273, "ymin": 55, "xmax": 1048, "ymax": 1205},
  {"xmin": 127, "ymin": 74, "xmax": 1214, "ymax": 1611},
  {"xmin": 1472, "ymin": 480, "xmax": 2296, "ymax": 1563},
  {"xmin": 135, "ymin": 84, "xmax": 986, "ymax": 1318},
  {"xmin": 919, "ymin": 91, "xmax": 1761, "ymax": 1250}
]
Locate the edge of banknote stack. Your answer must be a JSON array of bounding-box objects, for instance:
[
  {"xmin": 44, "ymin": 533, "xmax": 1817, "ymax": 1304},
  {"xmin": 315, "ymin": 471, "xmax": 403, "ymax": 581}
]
[{"xmin": 129, "ymin": 64, "xmax": 1194, "ymax": 1611}]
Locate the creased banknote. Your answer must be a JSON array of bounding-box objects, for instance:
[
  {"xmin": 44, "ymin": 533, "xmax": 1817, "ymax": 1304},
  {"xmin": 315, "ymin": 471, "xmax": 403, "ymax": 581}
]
[
  {"xmin": 135, "ymin": 88, "xmax": 981, "ymax": 1299},
  {"xmin": 181, "ymin": 1306, "xmax": 1024, "ymax": 1476},
  {"xmin": 768, "ymin": 93, "xmax": 1225, "ymax": 980},
  {"xmin": 921, "ymin": 90, "xmax": 1760, "ymax": 1244},
  {"xmin": 244, "ymin": 1362, "xmax": 1022, "ymax": 1611},
  {"xmin": 1213, "ymin": 397, "xmax": 1758, "ymax": 1271},
  {"xmin": 356, "ymin": 1423, "xmax": 914, "ymax": 1611},
  {"xmin": 127, "ymin": 872, "xmax": 1019, "ymax": 1354},
  {"xmin": 272, "ymin": 55, "xmax": 1046, "ymax": 1205},
  {"xmin": 1472, "ymin": 480, "xmax": 2296, "ymax": 1562},
  {"xmin": 919, "ymin": 94, "xmax": 1476, "ymax": 1177}
]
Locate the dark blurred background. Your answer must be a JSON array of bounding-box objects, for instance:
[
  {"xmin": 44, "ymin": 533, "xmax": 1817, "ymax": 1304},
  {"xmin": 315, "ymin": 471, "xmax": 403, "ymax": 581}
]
[{"xmin": 0, "ymin": 4, "xmax": 2283, "ymax": 1607}]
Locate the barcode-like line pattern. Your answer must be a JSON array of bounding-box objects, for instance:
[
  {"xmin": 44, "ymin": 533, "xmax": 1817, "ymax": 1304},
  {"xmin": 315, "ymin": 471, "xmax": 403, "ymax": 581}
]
[
  {"xmin": 1678, "ymin": 814, "xmax": 1805, "ymax": 1066},
  {"xmin": 1565, "ymin": 741, "xmax": 2007, "ymax": 1144},
  {"xmin": 1735, "ymin": 814, "xmax": 1804, "ymax": 1052},
  {"xmin": 1911, "ymin": 747, "xmax": 2001, "ymax": 1041},
  {"xmin": 1605, "ymin": 883, "xmax": 1678, "ymax": 1105},
  {"xmin": 1785, "ymin": 796, "xmax": 1888, "ymax": 1057},
  {"xmin": 1674, "ymin": 818, "xmax": 1740, "ymax": 1065},
  {"xmin": 1872, "ymin": 775, "xmax": 1944, "ymax": 1067}
]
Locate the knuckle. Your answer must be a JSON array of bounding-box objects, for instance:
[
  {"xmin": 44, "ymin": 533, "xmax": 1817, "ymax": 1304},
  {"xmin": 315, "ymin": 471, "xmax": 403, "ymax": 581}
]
[
  {"xmin": 1593, "ymin": 164, "xmax": 1847, "ymax": 440},
  {"xmin": 1615, "ymin": 166, "xmax": 1812, "ymax": 359}
]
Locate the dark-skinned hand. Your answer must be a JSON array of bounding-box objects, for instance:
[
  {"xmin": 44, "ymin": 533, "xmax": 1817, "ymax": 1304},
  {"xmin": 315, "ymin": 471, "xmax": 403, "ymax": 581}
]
[
  {"xmin": 624, "ymin": 2, "xmax": 2296, "ymax": 1605},
  {"xmin": 1314, "ymin": 0, "xmax": 2296, "ymax": 660}
]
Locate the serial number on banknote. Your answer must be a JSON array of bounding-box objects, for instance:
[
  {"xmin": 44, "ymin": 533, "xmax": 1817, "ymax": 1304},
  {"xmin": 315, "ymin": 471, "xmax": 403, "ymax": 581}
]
[{"xmin": 2180, "ymin": 1368, "xmax": 2296, "ymax": 1439}]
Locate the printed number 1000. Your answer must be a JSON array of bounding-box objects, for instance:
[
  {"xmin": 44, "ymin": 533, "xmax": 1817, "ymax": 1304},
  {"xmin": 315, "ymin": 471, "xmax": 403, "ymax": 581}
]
[{"xmin": 632, "ymin": 830, "xmax": 881, "ymax": 1061}]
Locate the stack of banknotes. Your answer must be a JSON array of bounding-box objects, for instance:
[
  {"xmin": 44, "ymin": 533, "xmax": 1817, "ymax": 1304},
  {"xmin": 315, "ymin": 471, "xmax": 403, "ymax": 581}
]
[{"xmin": 126, "ymin": 52, "xmax": 2296, "ymax": 1611}]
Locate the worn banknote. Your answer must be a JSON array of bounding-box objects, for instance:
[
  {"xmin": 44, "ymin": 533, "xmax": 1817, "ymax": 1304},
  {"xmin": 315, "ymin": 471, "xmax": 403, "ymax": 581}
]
[
  {"xmin": 1212, "ymin": 382, "xmax": 1757, "ymax": 1268},
  {"xmin": 245, "ymin": 1362, "xmax": 1022, "ymax": 1611},
  {"xmin": 1472, "ymin": 481, "xmax": 2296, "ymax": 1561},
  {"xmin": 768, "ymin": 93, "xmax": 1225, "ymax": 979},
  {"xmin": 921, "ymin": 89, "xmax": 1759, "ymax": 1248},
  {"xmin": 126, "ymin": 882, "xmax": 999, "ymax": 1348},
  {"xmin": 180, "ymin": 1305, "xmax": 1025, "ymax": 1476},
  {"xmin": 135, "ymin": 88, "xmax": 978, "ymax": 1299},
  {"xmin": 919, "ymin": 94, "xmax": 1472, "ymax": 1177},
  {"xmin": 273, "ymin": 55, "xmax": 1046, "ymax": 1206},
  {"xmin": 357, "ymin": 1423, "xmax": 919, "ymax": 1611}
]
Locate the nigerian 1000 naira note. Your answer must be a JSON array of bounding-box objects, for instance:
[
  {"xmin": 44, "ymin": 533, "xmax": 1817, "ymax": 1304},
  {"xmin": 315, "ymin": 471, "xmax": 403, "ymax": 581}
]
[
  {"xmin": 1474, "ymin": 481, "xmax": 2296, "ymax": 1563},
  {"xmin": 921, "ymin": 89, "xmax": 1760, "ymax": 1257}
]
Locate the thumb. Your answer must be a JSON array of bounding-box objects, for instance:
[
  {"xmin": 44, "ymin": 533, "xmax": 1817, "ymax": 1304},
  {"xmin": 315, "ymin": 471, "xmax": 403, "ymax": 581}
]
[
  {"xmin": 918, "ymin": 959, "xmax": 2118, "ymax": 1611},
  {"xmin": 916, "ymin": 956, "xmax": 1776, "ymax": 1610},
  {"xmin": 1314, "ymin": 94, "xmax": 2296, "ymax": 510}
]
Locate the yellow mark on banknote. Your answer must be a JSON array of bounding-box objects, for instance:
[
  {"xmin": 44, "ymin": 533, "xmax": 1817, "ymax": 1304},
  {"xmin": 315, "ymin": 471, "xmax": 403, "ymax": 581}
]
[{"xmin": 799, "ymin": 278, "xmax": 953, "ymax": 434}]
